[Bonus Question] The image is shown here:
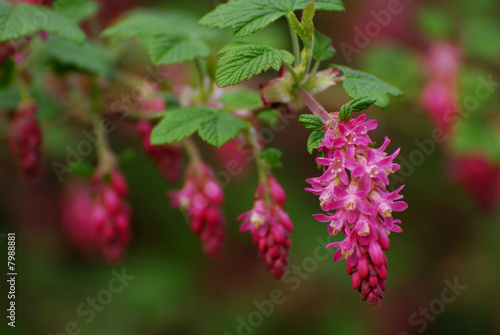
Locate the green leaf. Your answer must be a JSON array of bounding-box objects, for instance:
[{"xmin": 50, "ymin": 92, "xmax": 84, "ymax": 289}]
[
  {"xmin": 359, "ymin": 45, "xmax": 423, "ymax": 101},
  {"xmin": 101, "ymin": 11, "xmax": 206, "ymax": 38},
  {"xmin": 307, "ymin": 130, "xmax": 325, "ymax": 154},
  {"xmin": 333, "ymin": 64, "xmax": 403, "ymax": 109},
  {"xmin": 148, "ymin": 34, "xmax": 210, "ymax": 64},
  {"xmin": 287, "ymin": 2, "xmax": 315, "ymax": 40},
  {"xmin": 198, "ymin": 112, "xmax": 247, "ymax": 147},
  {"xmin": 220, "ymin": 89, "xmax": 263, "ymax": 109},
  {"xmin": 299, "ymin": 114, "xmax": 323, "ymax": 131},
  {"xmin": 101, "ymin": 11, "xmax": 213, "ymax": 64},
  {"xmin": 0, "ymin": 2, "xmax": 85, "ymax": 43},
  {"xmin": 53, "ymin": 0, "xmax": 100, "ymax": 22},
  {"xmin": 301, "ymin": 1, "xmax": 316, "ymax": 38},
  {"xmin": 339, "ymin": 97, "xmax": 376, "ymax": 121},
  {"xmin": 216, "ymin": 44, "xmax": 294, "ymax": 87},
  {"xmin": 257, "ymin": 109, "xmax": 279, "ymax": 126},
  {"xmin": 287, "ymin": 12, "xmax": 305, "ymax": 39},
  {"xmin": 151, "ymin": 107, "xmax": 247, "ymax": 147},
  {"xmin": 313, "ymin": 31, "xmax": 335, "ymax": 61},
  {"xmin": 260, "ymin": 148, "xmax": 283, "ymax": 168},
  {"xmin": 151, "ymin": 107, "xmax": 216, "ymax": 144},
  {"xmin": 199, "ymin": 0, "xmax": 344, "ymax": 38},
  {"xmin": 293, "ymin": 0, "xmax": 344, "ymax": 11},
  {"xmin": 45, "ymin": 37, "xmax": 112, "ymax": 75}
]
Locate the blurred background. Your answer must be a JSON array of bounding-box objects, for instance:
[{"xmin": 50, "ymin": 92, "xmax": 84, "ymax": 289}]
[{"xmin": 1, "ymin": 0, "xmax": 500, "ymax": 334}]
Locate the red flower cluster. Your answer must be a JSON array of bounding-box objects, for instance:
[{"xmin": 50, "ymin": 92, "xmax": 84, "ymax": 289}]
[
  {"xmin": 238, "ymin": 174, "xmax": 293, "ymax": 279},
  {"xmin": 169, "ymin": 163, "xmax": 226, "ymax": 257},
  {"xmin": 90, "ymin": 169, "xmax": 131, "ymax": 262}
]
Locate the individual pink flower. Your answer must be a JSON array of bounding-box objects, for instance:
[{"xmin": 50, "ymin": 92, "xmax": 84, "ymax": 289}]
[
  {"xmin": 90, "ymin": 168, "xmax": 131, "ymax": 262},
  {"xmin": 169, "ymin": 163, "xmax": 226, "ymax": 258},
  {"xmin": 306, "ymin": 112, "xmax": 407, "ymax": 306},
  {"xmin": 9, "ymin": 101, "xmax": 42, "ymax": 178},
  {"xmin": 331, "ymin": 115, "xmax": 378, "ymax": 158},
  {"xmin": 238, "ymin": 174, "xmax": 293, "ymax": 279}
]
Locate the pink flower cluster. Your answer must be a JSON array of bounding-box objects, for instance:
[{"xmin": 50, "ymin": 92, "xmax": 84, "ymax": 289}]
[
  {"xmin": 9, "ymin": 102, "xmax": 42, "ymax": 177},
  {"xmin": 90, "ymin": 169, "xmax": 131, "ymax": 262},
  {"xmin": 138, "ymin": 121, "xmax": 183, "ymax": 183},
  {"xmin": 169, "ymin": 163, "xmax": 226, "ymax": 258},
  {"xmin": 306, "ymin": 113, "xmax": 407, "ymax": 306},
  {"xmin": 238, "ymin": 174, "xmax": 293, "ymax": 279}
]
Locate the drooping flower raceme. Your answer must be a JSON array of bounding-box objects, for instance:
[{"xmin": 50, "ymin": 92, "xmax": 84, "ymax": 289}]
[
  {"xmin": 90, "ymin": 168, "xmax": 132, "ymax": 262},
  {"xmin": 306, "ymin": 113, "xmax": 407, "ymax": 306},
  {"xmin": 169, "ymin": 163, "xmax": 226, "ymax": 258},
  {"xmin": 238, "ymin": 174, "xmax": 293, "ymax": 279}
]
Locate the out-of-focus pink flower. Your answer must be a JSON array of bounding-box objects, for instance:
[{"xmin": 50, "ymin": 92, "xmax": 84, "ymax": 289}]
[
  {"xmin": 421, "ymin": 42, "xmax": 460, "ymax": 135},
  {"xmin": 449, "ymin": 154, "xmax": 500, "ymax": 211},
  {"xmin": 61, "ymin": 181, "xmax": 96, "ymax": 257},
  {"xmin": 9, "ymin": 101, "xmax": 42, "ymax": 178},
  {"xmin": 425, "ymin": 43, "xmax": 461, "ymax": 81},
  {"xmin": 212, "ymin": 139, "xmax": 252, "ymax": 175},
  {"xmin": 238, "ymin": 173, "xmax": 293, "ymax": 279},
  {"xmin": 306, "ymin": 112, "xmax": 407, "ymax": 306},
  {"xmin": 169, "ymin": 163, "xmax": 226, "ymax": 258}
]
